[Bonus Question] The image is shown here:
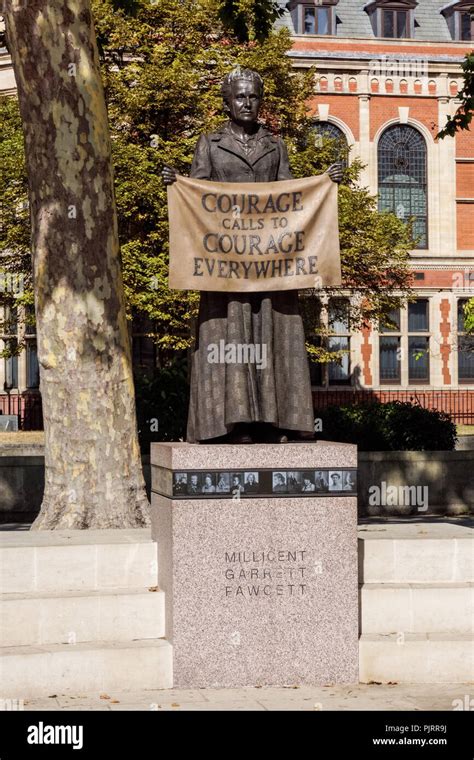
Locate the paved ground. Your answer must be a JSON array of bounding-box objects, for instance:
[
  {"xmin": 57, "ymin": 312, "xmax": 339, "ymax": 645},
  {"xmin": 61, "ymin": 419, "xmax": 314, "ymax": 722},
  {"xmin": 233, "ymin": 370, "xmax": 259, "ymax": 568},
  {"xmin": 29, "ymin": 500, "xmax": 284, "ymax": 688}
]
[
  {"xmin": 357, "ymin": 515, "xmax": 473, "ymax": 537},
  {"xmin": 0, "ymin": 431, "xmax": 44, "ymax": 444},
  {"xmin": 1, "ymin": 516, "xmax": 472, "ymax": 537},
  {"xmin": 3, "ymin": 428, "xmax": 474, "ymax": 444},
  {"xmin": 17, "ymin": 684, "xmax": 472, "ymax": 711}
]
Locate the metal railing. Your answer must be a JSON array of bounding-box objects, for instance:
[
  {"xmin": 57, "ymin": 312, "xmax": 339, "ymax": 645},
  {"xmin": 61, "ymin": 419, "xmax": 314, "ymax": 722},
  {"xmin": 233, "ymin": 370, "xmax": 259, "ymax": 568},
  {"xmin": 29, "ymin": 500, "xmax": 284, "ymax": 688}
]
[
  {"xmin": 1, "ymin": 389, "xmax": 473, "ymax": 430},
  {"xmin": 0, "ymin": 393, "xmax": 43, "ymax": 430},
  {"xmin": 312, "ymin": 389, "xmax": 474, "ymax": 424}
]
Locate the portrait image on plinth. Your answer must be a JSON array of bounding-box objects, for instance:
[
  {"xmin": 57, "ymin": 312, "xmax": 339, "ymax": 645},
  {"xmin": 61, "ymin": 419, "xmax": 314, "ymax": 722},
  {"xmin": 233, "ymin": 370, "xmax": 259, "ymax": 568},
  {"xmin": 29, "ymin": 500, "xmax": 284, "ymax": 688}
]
[
  {"xmin": 287, "ymin": 471, "xmax": 303, "ymax": 492},
  {"xmin": 231, "ymin": 473, "xmax": 245, "ymax": 493},
  {"xmin": 314, "ymin": 471, "xmax": 329, "ymax": 492},
  {"xmin": 201, "ymin": 473, "xmax": 216, "ymax": 493},
  {"xmin": 272, "ymin": 471, "xmax": 288, "ymax": 493},
  {"xmin": 328, "ymin": 471, "xmax": 343, "ymax": 492},
  {"xmin": 216, "ymin": 473, "xmax": 231, "ymax": 493},
  {"xmin": 244, "ymin": 472, "xmax": 259, "ymax": 492},
  {"xmin": 301, "ymin": 472, "xmax": 316, "ymax": 492},
  {"xmin": 173, "ymin": 473, "xmax": 188, "ymax": 494}
]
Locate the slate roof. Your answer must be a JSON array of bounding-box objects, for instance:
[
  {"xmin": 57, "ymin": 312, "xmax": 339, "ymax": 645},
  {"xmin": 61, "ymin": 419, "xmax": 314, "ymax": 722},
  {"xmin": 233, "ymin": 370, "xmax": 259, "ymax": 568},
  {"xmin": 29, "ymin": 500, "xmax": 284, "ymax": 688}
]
[{"xmin": 275, "ymin": 0, "xmax": 456, "ymax": 42}]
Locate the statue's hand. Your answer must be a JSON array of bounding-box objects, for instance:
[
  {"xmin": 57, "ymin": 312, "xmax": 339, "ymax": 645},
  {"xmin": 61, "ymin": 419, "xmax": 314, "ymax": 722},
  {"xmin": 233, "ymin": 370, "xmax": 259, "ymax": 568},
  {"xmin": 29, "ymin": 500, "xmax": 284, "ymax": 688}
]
[
  {"xmin": 326, "ymin": 162, "xmax": 344, "ymax": 184},
  {"xmin": 162, "ymin": 164, "xmax": 178, "ymax": 186}
]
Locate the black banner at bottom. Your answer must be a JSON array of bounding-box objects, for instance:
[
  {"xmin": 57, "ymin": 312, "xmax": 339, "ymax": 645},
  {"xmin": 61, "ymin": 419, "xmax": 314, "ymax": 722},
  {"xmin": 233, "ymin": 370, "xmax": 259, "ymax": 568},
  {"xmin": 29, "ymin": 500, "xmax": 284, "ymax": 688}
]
[{"xmin": 0, "ymin": 709, "xmax": 472, "ymax": 758}]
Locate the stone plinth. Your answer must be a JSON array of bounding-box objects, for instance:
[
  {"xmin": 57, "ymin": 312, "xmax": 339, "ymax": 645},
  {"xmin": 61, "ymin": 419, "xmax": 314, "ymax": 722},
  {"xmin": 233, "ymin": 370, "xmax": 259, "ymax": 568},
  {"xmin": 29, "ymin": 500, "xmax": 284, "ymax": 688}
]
[{"xmin": 151, "ymin": 441, "xmax": 358, "ymax": 687}]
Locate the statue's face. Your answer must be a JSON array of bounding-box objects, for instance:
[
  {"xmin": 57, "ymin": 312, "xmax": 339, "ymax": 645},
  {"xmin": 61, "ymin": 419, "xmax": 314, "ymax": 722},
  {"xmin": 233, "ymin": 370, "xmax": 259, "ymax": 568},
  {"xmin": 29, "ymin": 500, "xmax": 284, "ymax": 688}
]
[{"xmin": 227, "ymin": 79, "xmax": 261, "ymax": 125}]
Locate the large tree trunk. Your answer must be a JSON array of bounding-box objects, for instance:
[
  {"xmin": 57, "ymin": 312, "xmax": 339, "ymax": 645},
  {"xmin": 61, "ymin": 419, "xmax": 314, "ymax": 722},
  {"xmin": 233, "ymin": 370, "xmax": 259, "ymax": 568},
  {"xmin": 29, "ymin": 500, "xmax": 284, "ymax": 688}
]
[{"xmin": 4, "ymin": 0, "xmax": 150, "ymax": 528}]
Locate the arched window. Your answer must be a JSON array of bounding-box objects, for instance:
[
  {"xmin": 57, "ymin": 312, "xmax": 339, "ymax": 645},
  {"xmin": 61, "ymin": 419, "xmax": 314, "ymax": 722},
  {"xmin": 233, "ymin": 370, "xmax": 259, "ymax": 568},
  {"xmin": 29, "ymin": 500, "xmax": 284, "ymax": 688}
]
[
  {"xmin": 313, "ymin": 121, "xmax": 349, "ymax": 167},
  {"xmin": 378, "ymin": 124, "xmax": 428, "ymax": 248}
]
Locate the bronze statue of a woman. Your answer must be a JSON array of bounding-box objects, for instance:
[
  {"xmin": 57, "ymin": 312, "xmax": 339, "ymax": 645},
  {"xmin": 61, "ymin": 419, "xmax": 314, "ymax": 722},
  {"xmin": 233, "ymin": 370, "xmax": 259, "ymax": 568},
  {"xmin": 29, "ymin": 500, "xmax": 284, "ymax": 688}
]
[{"xmin": 163, "ymin": 67, "xmax": 342, "ymax": 444}]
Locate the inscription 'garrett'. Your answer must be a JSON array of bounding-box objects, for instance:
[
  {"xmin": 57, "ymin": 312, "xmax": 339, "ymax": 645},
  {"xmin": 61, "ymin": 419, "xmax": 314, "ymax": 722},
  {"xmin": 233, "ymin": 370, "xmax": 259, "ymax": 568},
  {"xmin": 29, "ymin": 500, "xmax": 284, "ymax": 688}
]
[{"xmin": 224, "ymin": 549, "xmax": 308, "ymax": 598}]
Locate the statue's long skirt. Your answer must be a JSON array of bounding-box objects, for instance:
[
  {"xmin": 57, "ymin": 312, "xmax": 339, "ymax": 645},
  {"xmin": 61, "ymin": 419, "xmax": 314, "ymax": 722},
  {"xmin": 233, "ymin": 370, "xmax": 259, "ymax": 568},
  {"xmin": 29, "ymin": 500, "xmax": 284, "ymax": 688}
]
[{"xmin": 186, "ymin": 290, "xmax": 314, "ymax": 442}]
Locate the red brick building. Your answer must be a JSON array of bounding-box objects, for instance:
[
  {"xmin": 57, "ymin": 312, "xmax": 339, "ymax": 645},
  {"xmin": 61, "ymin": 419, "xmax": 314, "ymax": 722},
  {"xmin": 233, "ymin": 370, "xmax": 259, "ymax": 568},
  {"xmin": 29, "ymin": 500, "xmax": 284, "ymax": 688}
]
[{"xmin": 276, "ymin": 0, "xmax": 474, "ymax": 421}]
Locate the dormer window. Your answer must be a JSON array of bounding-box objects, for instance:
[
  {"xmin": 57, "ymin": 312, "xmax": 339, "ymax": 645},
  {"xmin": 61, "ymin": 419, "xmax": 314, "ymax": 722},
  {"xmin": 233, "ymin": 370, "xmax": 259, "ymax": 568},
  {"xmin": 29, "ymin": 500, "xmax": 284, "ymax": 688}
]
[
  {"xmin": 383, "ymin": 7, "xmax": 408, "ymax": 36},
  {"xmin": 441, "ymin": 2, "xmax": 473, "ymax": 41},
  {"xmin": 365, "ymin": 0, "xmax": 417, "ymax": 38},
  {"xmin": 289, "ymin": 0, "xmax": 339, "ymax": 36},
  {"xmin": 305, "ymin": 5, "xmax": 330, "ymax": 33}
]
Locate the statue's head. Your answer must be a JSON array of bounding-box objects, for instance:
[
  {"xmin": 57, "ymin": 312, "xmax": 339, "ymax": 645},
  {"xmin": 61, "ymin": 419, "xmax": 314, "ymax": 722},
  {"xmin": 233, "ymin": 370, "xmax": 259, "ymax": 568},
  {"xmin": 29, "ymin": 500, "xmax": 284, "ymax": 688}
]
[{"xmin": 221, "ymin": 66, "xmax": 264, "ymax": 126}]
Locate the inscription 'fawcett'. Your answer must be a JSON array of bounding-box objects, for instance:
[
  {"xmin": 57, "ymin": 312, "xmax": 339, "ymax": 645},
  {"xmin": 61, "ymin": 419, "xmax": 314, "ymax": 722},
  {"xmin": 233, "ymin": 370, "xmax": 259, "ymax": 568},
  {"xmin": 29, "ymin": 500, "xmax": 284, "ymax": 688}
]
[{"xmin": 225, "ymin": 584, "xmax": 306, "ymax": 598}]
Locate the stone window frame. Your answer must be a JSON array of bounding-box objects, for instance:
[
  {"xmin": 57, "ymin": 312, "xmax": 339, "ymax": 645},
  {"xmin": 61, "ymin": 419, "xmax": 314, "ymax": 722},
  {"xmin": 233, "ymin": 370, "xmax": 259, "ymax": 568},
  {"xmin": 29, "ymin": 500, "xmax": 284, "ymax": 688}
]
[
  {"xmin": 378, "ymin": 306, "xmax": 402, "ymax": 385},
  {"xmin": 441, "ymin": 1, "xmax": 474, "ymax": 41},
  {"xmin": 365, "ymin": 0, "xmax": 417, "ymax": 39},
  {"xmin": 377, "ymin": 299, "xmax": 432, "ymax": 387},
  {"xmin": 289, "ymin": 0, "xmax": 339, "ymax": 36},
  {"xmin": 377, "ymin": 123, "xmax": 429, "ymax": 250},
  {"xmin": 1, "ymin": 304, "xmax": 19, "ymax": 391},
  {"xmin": 327, "ymin": 297, "xmax": 352, "ymax": 387},
  {"xmin": 407, "ymin": 298, "xmax": 430, "ymax": 384}
]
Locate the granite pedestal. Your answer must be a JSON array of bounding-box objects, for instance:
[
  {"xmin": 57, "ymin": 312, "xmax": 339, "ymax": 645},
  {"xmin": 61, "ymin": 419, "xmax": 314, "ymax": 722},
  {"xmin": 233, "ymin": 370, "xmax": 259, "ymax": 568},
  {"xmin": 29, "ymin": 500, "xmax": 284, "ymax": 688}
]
[{"xmin": 151, "ymin": 441, "xmax": 358, "ymax": 688}]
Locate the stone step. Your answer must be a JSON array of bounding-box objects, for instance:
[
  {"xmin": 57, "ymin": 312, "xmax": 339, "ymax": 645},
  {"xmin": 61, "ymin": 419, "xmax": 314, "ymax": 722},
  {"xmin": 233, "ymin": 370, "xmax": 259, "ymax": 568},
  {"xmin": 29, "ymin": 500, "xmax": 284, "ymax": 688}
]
[
  {"xmin": 0, "ymin": 639, "xmax": 173, "ymax": 698},
  {"xmin": 359, "ymin": 536, "xmax": 473, "ymax": 583},
  {"xmin": 359, "ymin": 633, "xmax": 474, "ymax": 684},
  {"xmin": 0, "ymin": 588, "xmax": 165, "ymax": 647},
  {"xmin": 360, "ymin": 582, "xmax": 474, "ymax": 634},
  {"xmin": 0, "ymin": 529, "xmax": 157, "ymax": 593}
]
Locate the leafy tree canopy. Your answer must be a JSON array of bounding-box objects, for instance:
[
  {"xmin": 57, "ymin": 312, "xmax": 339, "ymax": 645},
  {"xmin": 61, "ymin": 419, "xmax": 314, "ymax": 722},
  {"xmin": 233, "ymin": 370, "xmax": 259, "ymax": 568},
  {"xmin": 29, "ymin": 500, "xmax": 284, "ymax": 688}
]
[{"xmin": 438, "ymin": 50, "xmax": 474, "ymax": 139}]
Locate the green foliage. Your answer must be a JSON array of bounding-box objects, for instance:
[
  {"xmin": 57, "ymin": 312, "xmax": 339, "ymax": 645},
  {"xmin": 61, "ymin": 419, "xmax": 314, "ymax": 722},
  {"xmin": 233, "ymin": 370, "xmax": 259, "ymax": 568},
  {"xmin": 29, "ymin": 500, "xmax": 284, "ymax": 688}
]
[
  {"xmin": 315, "ymin": 402, "xmax": 457, "ymax": 451},
  {"xmin": 218, "ymin": 0, "xmax": 285, "ymax": 42},
  {"xmin": 134, "ymin": 358, "xmax": 189, "ymax": 445},
  {"xmin": 2, "ymin": 0, "xmax": 414, "ymax": 369},
  {"xmin": 0, "ymin": 96, "xmax": 34, "ymax": 352},
  {"xmin": 463, "ymin": 297, "xmax": 474, "ymax": 335},
  {"xmin": 438, "ymin": 51, "xmax": 474, "ymax": 139},
  {"xmin": 0, "ymin": 97, "xmax": 31, "ymax": 293}
]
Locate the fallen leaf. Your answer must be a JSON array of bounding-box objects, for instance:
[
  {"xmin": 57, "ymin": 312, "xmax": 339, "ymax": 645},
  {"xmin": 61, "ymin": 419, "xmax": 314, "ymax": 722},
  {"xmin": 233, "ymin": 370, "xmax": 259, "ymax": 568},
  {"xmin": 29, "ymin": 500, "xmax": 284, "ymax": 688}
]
[
  {"xmin": 171, "ymin": 703, "xmax": 180, "ymax": 707},
  {"xmin": 100, "ymin": 694, "xmax": 111, "ymax": 700},
  {"xmin": 148, "ymin": 586, "xmax": 159, "ymax": 592}
]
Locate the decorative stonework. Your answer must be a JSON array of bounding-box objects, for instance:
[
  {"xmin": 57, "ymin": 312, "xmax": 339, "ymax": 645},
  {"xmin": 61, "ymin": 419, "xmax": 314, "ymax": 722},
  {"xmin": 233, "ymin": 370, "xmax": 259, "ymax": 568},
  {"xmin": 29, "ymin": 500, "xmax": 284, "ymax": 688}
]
[{"xmin": 440, "ymin": 298, "xmax": 452, "ymax": 385}]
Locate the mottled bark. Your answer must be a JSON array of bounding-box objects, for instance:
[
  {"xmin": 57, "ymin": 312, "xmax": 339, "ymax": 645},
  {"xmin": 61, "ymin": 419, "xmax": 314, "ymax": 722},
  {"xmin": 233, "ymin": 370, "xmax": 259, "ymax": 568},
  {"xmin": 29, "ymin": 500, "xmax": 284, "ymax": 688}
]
[{"xmin": 4, "ymin": 0, "xmax": 150, "ymax": 528}]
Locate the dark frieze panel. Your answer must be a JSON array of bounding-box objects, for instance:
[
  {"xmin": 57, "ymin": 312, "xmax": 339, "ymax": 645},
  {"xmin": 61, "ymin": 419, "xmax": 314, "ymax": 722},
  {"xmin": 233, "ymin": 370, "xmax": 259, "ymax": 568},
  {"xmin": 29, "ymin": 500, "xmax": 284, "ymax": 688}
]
[{"xmin": 153, "ymin": 466, "xmax": 357, "ymax": 498}]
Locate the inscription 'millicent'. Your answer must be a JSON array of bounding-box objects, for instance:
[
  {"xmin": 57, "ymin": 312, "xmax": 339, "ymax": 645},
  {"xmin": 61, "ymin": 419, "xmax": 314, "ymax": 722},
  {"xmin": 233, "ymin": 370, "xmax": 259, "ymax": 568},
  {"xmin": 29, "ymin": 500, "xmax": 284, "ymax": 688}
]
[{"xmin": 225, "ymin": 550, "xmax": 306, "ymax": 563}]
